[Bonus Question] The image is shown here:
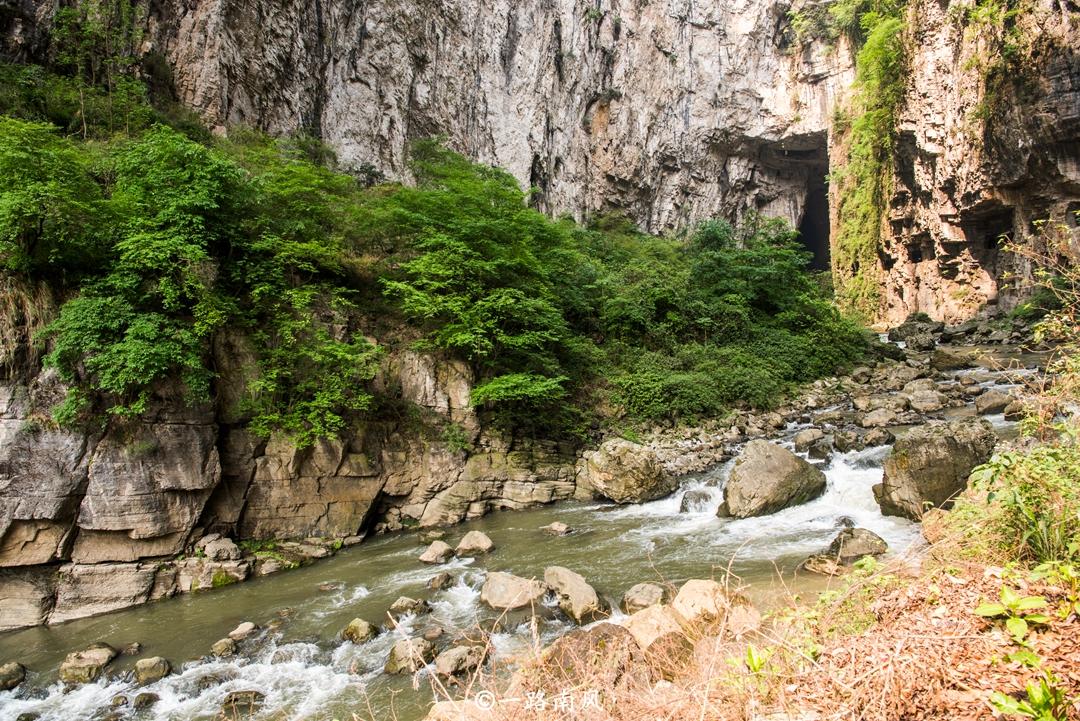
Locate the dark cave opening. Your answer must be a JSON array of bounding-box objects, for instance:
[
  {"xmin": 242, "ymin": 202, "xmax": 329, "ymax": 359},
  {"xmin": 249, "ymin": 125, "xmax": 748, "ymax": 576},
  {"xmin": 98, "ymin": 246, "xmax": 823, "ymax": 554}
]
[{"xmin": 798, "ymin": 168, "xmax": 831, "ymax": 271}]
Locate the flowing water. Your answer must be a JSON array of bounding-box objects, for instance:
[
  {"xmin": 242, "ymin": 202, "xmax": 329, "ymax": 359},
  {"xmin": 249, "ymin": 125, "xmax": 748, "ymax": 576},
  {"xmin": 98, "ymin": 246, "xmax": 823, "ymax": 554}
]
[{"xmin": 0, "ymin": 346, "xmax": 1044, "ymax": 721}]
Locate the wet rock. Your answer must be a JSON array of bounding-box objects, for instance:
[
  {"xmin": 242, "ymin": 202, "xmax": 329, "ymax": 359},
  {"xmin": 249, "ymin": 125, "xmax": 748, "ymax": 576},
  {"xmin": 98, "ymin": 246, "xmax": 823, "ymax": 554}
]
[
  {"xmin": 134, "ymin": 656, "xmax": 171, "ymax": 685},
  {"xmin": 793, "ymin": 428, "xmax": 824, "ymax": 453},
  {"xmin": 807, "ymin": 437, "xmax": 832, "ymax": 461},
  {"xmin": 544, "ymin": 566, "xmax": 609, "ymax": 624},
  {"xmin": 133, "ymin": 693, "xmax": 159, "ymax": 710},
  {"xmin": 1003, "ymin": 400, "xmax": 1027, "ymax": 421},
  {"xmin": 479, "ymin": 572, "xmax": 547, "ymax": 611},
  {"xmin": 15, "ymin": 714, "xmax": 40, "ymax": 721},
  {"xmin": 110, "ymin": 695, "xmax": 129, "ymax": 709},
  {"xmin": 541, "ymin": 521, "xmax": 572, "ymax": 535},
  {"xmin": 908, "ymin": 390, "xmax": 947, "ymax": 413},
  {"xmin": 202, "ymin": 537, "xmax": 241, "ymax": 561},
  {"xmin": 578, "ymin": 438, "xmax": 677, "ymax": 504},
  {"xmin": 0, "ymin": 661, "xmax": 25, "ymax": 690},
  {"xmin": 419, "ymin": 530, "xmax": 446, "ymax": 544},
  {"xmin": 825, "ymin": 528, "xmax": 888, "ymax": 564},
  {"xmin": 863, "ymin": 427, "xmax": 895, "ymax": 447},
  {"xmin": 100, "ymin": 713, "xmax": 123, "ymax": 721},
  {"xmin": 861, "ymin": 408, "xmax": 897, "ymax": 428},
  {"xmin": 418, "ymin": 540, "xmax": 455, "ymax": 565},
  {"xmin": 678, "ymin": 489, "xmax": 714, "ymax": 513},
  {"xmin": 800, "ymin": 555, "xmax": 844, "ymax": 576},
  {"xmin": 385, "ymin": 637, "xmax": 437, "ymax": 674},
  {"xmin": 906, "ymin": 331, "xmax": 937, "ymax": 352},
  {"xmin": 930, "ymin": 348, "xmax": 972, "ymax": 372},
  {"xmin": 221, "ymin": 690, "xmax": 265, "ymax": 717},
  {"xmin": 423, "ymin": 626, "xmax": 445, "ymax": 642},
  {"xmin": 387, "ymin": 596, "xmax": 431, "ymax": 621},
  {"xmin": 622, "ymin": 582, "xmax": 666, "ymax": 613},
  {"xmin": 317, "ymin": 581, "xmax": 343, "ymax": 592},
  {"xmin": 975, "ymin": 390, "xmax": 1012, "ymax": 415},
  {"xmin": 59, "ymin": 643, "xmax": 117, "ymax": 684},
  {"xmin": 120, "ymin": 642, "xmax": 142, "ymax": 656},
  {"xmin": 719, "ymin": 441, "xmax": 827, "ymax": 519},
  {"xmin": 342, "ymin": 618, "xmax": 377, "ymax": 644},
  {"xmin": 455, "ymin": 530, "xmax": 494, "ymax": 556},
  {"xmin": 434, "ymin": 644, "xmax": 485, "ymax": 677},
  {"xmin": 228, "ymin": 621, "xmax": 258, "ymax": 640},
  {"xmin": 211, "ymin": 637, "xmax": 237, "ymax": 658},
  {"xmin": 833, "ymin": 431, "xmax": 865, "ymax": 453},
  {"xmin": 835, "ymin": 516, "xmax": 856, "ymax": 529},
  {"xmin": 874, "ymin": 419, "xmax": 997, "ymax": 520},
  {"xmin": 427, "ymin": 572, "xmax": 454, "ymax": 591}
]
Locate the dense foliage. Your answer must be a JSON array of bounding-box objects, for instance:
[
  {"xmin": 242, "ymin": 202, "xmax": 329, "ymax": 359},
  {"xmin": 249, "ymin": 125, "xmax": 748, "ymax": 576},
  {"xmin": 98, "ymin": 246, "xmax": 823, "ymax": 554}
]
[{"xmin": 0, "ymin": 63, "xmax": 867, "ymax": 445}]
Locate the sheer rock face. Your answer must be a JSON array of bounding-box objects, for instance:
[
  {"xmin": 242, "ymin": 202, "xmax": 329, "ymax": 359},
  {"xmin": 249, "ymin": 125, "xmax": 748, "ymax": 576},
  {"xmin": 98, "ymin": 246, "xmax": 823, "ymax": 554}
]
[
  {"xmin": 870, "ymin": 0, "xmax": 1080, "ymax": 324},
  {"xmin": 0, "ymin": 0, "xmax": 847, "ymax": 236}
]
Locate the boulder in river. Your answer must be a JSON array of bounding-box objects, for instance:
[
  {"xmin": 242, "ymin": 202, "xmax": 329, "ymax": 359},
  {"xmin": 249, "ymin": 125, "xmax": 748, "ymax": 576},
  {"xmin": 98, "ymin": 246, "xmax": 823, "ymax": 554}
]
[
  {"xmin": 133, "ymin": 693, "xmax": 159, "ymax": 710},
  {"xmin": 874, "ymin": 419, "xmax": 997, "ymax": 520},
  {"xmin": 826, "ymin": 528, "xmax": 888, "ymax": 564},
  {"xmin": 387, "ymin": 596, "xmax": 431, "ymax": 621},
  {"xmin": 210, "ymin": 638, "xmax": 237, "ymax": 658},
  {"xmin": 0, "ymin": 661, "xmax": 25, "ymax": 691},
  {"xmin": 455, "ymin": 530, "xmax": 495, "ymax": 556},
  {"xmin": 976, "ymin": 390, "xmax": 1012, "ymax": 415},
  {"xmin": 578, "ymin": 438, "xmax": 677, "ymax": 504},
  {"xmin": 221, "ymin": 690, "xmax": 264, "ymax": 717},
  {"xmin": 678, "ymin": 489, "xmax": 714, "ymax": 513},
  {"xmin": 542, "ymin": 521, "xmax": 572, "ymax": 535},
  {"xmin": 59, "ymin": 643, "xmax": 117, "ymax": 684},
  {"xmin": 434, "ymin": 644, "xmax": 486, "ymax": 678},
  {"xmin": 908, "ymin": 390, "xmax": 947, "ymax": 413},
  {"xmin": 544, "ymin": 566, "xmax": 609, "ymax": 624},
  {"xmin": 480, "ymin": 572, "xmax": 548, "ymax": 611},
  {"xmin": 622, "ymin": 582, "xmax": 666, "ymax": 613},
  {"xmin": 793, "ymin": 428, "xmax": 825, "ymax": 453},
  {"xmin": 385, "ymin": 637, "xmax": 437, "ymax": 674},
  {"xmin": 134, "ymin": 657, "xmax": 170, "ymax": 685},
  {"xmin": 905, "ymin": 331, "xmax": 937, "ymax": 352},
  {"xmin": 427, "ymin": 572, "xmax": 454, "ymax": 591},
  {"xmin": 861, "ymin": 408, "xmax": 897, "ymax": 428},
  {"xmin": 342, "ymin": 618, "xmax": 378, "ymax": 644},
  {"xmin": 228, "ymin": 621, "xmax": 258, "ymax": 641},
  {"xmin": 930, "ymin": 348, "xmax": 972, "ymax": 372},
  {"xmin": 863, "ymin": 427, "xmax": 896, "ymax": 447},
  {"xmin": 540, "ymin": 623, "xmax": 643, "ymax": 690},
  {"xmin": 671, "ymin": 579, "xmax": 756, "ymax": 631},
  {"xmin": 719, "ymin": 441, "xmax": 827, "ymax": 519},
  {"xmin": 419, "ymin": 540, "xmax": 455, "ymax": 564}
]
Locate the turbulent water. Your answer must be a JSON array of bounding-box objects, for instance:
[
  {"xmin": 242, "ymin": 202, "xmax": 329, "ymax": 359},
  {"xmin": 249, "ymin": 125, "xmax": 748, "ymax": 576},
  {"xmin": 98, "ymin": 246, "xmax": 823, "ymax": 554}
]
[{"xmin": 0, "ymin": 352, "xmax": 1033, "ymax": 721}]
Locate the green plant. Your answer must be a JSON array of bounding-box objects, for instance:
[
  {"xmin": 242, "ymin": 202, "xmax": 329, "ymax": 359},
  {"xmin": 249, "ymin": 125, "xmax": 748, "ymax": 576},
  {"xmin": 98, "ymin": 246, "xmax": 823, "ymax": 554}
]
[
  {"xmin": 974, "ymin": 585, "xmax": 1050, "ymax": 644},
  {"xmin": 990, "ymin": 671, "xmax": 1073, "ymax": 721}
]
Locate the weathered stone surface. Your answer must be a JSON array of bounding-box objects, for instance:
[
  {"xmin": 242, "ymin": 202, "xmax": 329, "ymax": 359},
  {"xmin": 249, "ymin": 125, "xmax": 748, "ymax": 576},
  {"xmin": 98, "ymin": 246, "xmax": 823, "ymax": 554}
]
[
  {"xmin": 544, "ymin": 566, "xmax": 608, "ymax": 624},
  {"xmin": 622, "ymin": 582, "xmax": 665, "ymax": 614},
  {"xmin": 203, "ymin": 537, "xmax": 242, "ymax": 562},
  {"xmin": 622, "ymin": 605, "xmax": 688, "ymax": 652},
  {"xmin": 59, "ymin": 643, "xmax": 117, "ymax": 684},
  {"xmin": 175, "ymin": 558, "xmax": 250, "ymax": 593},
  {"xmin": 228, "ymin": 621, "xmax": 258, "ymax": 640},
  {"xmin": 221, "ymin": 690, "xmax": 264, "ymax": 716},
  {"xmin": 0, "ymin": 566, "xmax": 56, "ymax": 631},
  {"xmin": 0, "ymin": 661, "xmax": 25, "ymax": 690},
  {"xmin": 793, "ymin": 428, "xmax": 825, "ymax": 453},
  {"xmin": 342, "ymin": 618, "xmax": 377, "ymax": 644},
  {"xmin": 975, "ymin": 390, "xmax": 1012, "ymax": 415},
  {"xmin": 134, "ymin": 657, "xmax": 171, "ymax": 685},
  {"xmin": 720, "ymin": 441, "xmax": 827, "ymax": 519},
  {"xmin": 824, "ymin": 528, "xmax": 888, "ymax": 564},
  {"xmin": 908, "ymin": 390, "xmax": 947, "ymax": 413},
  {"xmin": 541, "ymin": 522, "xmax": 571, "ymax": 536},
  {"xmin": 671, "ymin": 580, "xmax": 749, "ymax": 627},
  {"xmin": 211, "ymin": 638, "xmax": 236, "ymax": 657},
  {"xmin": 387, "ymin": 596, "xmax": 430, "ymax": 621},
  {"xmin": 578, "ymin": 439, "xmax": 676, "ymax": 504},
  {"xmin": 455, "ymin": 530, "xmax": 494, "ymax": 556},
  {"xmin": 385, "ymin": 637, "xmax": 436, "ymax": 674},
  {"xmin": 427, "ymin": 572, "xmax": 454, "ymax": 591},
  {"xmin": 49, "ymin": 563, "xmax": 167, "ymax": 625},
  {"xmin": 874, "ymin": 420, "xmax": 997, "ymax": 519},
  {"xmin": 678, "ymin": 489, "xmax": 714, "ymax": 513},
  {"xmin": 930, "ymin": 349, "xmax": 973, "ymax": 372},
  {"xmin": 539, "ymin": 623, "xmax": 643, "ymax": 690},
  {"xmin": 479, "ymin": 572, "xmax": 547, "ymax": 611},
  {"xmin": 434, "ymin": 644, "xmax": 485, "ymax": 677},
  {"xmin": 419, "ymin": 540, "xmax": 455, "ymax": 565}
]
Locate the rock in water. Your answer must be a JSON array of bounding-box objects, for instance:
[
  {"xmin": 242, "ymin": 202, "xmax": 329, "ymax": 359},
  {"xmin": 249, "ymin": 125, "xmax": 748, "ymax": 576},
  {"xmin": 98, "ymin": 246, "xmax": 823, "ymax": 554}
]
[
  {"xmin": 134, "ymin": 657, "xmax": 171, "ymax": 685},
  {"xmin": 479, "ymin": 572, "xmax": 547, "ymax": 610},
  {"xmin": 385, "ymin": 638, "xmax": 436, "ymax": 674},
  {"xmin": 874, "ymin": 419, "xmax": 997, "ymax": 520},
  {"xmin": 541, "ymin": 521, "xmax": 572, "ymax": 535},
  {"xmin": 418, "ymin": 540, "xmax": 455, "ymax": 564},
  {"xmin": 59, "ymin": 643, "xmax": 118, "ymax": 684},
  {"xmin": 826, "ymin": 528, "xmax": 888, "ymax": 564},
  {"xmin": 221, "ymin": 690, "xmax": 264, "ymax": 717},
  {"xmin": 622, "ymin": 583, "xmax": 665, "ymax": 613},
  {"xmin": 578, "ymin": 438, "xmax": 677, "ymax": 503},
  {"xmin": 427, "ymin": 572, "xmax": 454, "ymax": 590},
  {"xmin": 719, "ymin": 441, "xmax": 827, "ymax": 518},
  {"xmin": 386, "ymin": 596, "xmax": 431, "ymax": 621},
  {"xmin": 544, "ymin": 566, "xmax": 608, "ymax": 624},
  {"xmin": 455, "ymin": 530, "xmax": 495, "ymax": 556},
  {"xmin": 678, "ymin": 489, "xmax": 713, "ymax": 513},
  {"xmin": 210, "ymin": 638, "xmax": 237, "ymax": 658},
  {"xmin": 0, "ymin": 662, "xmax": 25, "ymax": 690},
  {"xmin": 975, "ymin": 390, "xmax": 1012, "ymax": 415},
  {"xmin": 341, "ymin": 618, "xmax": 377, "ymax": 644},
  {"xmin": 793, "ymin": 428, "xmax": 825, "ymax": 452},
  {"xmin": 434, "ymin": 644, "xmax": 485, "ymax": 677},
  {"xmin": 228, "ymin": 621, "xmax": 258, "ymax": 640}
]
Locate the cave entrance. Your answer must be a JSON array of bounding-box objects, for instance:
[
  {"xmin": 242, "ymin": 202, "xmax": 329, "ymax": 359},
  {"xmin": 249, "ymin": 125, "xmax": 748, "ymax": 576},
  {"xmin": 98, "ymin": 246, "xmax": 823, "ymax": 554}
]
[{"xmin": 799, "ymin": 167, "xmax": 831, "ymax": 271}]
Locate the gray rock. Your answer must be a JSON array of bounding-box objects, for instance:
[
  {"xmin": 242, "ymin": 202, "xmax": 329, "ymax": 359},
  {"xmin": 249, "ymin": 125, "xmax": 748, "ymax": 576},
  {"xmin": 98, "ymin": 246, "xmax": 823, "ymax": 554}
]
[
  {"xmin": 930, "ymin": 348, "xmax": 972, "ymax": 371},
  {"xmin": 427, "ymin": 572, "xmax": 454, "ymax": 591},
  {"xmin": 228, "ymin": 621, "xmax": 258, "ymax": 640},
  {"xmin": 434, "ymin": 644, "xmax": 485, "ymax": 677},
  {"xmin": 975, "ymin": 390, "xmax": 1012, "ymax": 415},
  {"xmin": 833, "ymin": 431, "xmax": 865, "ymax": 453},
  {"xmin": 0, "ymin": 661, "xmax": 25, "ymax": 691},
  {"xmin": 544, "ymin": 566, "xmax": 608, "ymax": 624},
  {"xmin": 720, "ymin": 441, "xmax": 827, "ymax": 518},
  {"xmin": 621, "ymin": 582, "xmax": 666, "ymax": 613},
  {"xmin": 479, "ymin": 572, "xmax": 547, "ymax": 610},
  {"xmin": 541, "ymin": 521, "xmax": 572, "ymax": 535},
  {"xmin": 203, "ymin": 537, "xmax": 241, "ymax": 562},
  {"xmin": 134, "ymin": 657, "xmax": 171, "ymax": 685},
  {"xmin": 908, "ymin": 390, "xmax": 947, "ymax": 413},
  {"xmin": 578, "ymin": 438, "xmax": 677, "ymax": 503},
  {"xmin": 221, "ymin": 690, "xmax": 264, "ymax": 717},
  {"xmin": 905, "ymin": 331, "xmax": 937, "ymax": 352},
  {"xmin": 133, "ymin": 693, "xmax": 159, "ymax": 710},
  {"xmin": 418, "ymin": 540, "xmax": 454, "ymax": 564},
  {"xmin": 825, "ymin": 528, "xmax": 888, "ymax": 564},
  {"xmin": 678, "ymin": 489, "xmax": 714, "ymax": 513},
  {"xmin": 387, "ymin": 596, "xmax": 431, "ymax": 621},
  {"xmin": 807, "ymin": 437, "xmax": 833, "ymax": 461},
  {"xmin": 861, "ymin": 408, "xmax": 897, "ymax": 428},
  {"xmin": 874, "ymin": 419, "xmax": 997, "ymax": 519},
  {"xmin": 384, "ymin": 637, "xmax": 436, "ymax": 674},
  {"xmin": 793, "ymin": 428, "xmax": 825, "ymax": 453},
  {"xmin": 863, "ymin": 427, "xmax": 895, "ymax": 447},
  {"xmin": 59, "ymin": 643, "xmax": 117, "ymax": 684},
  {"xmin": 341, "ymin": 618, "xmax": 377, "ymax": 644},
  {"xmin": 210, "ymin": 638, "xmax": 237, "ymax": 658},
  {"xmin": 454, "ymin": 530, "xmax": 494, "ymax": 556}
]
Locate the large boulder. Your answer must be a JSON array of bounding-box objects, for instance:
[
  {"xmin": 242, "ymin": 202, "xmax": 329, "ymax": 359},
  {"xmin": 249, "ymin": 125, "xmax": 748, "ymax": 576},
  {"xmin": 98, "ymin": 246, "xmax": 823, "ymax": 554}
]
[
  {"xmin": 479, "ymin": 572, "xmax": 547, "ymax": 610},
  {"xmin": 385, "ymin": 637, "xmax": 437, "ymax": 674},
  {"xmin": 341, "ymin": 618, "xmax": 378, "ymax": 644},
  {"xmin": 669, "ymin": 579, "xmax": 759, "ymax": 637},
  {"xmin": 59, "ymin": 643, "xmax": 118, "ymax": 684},
  {"xmin": 622, "ymin": 582, "xmax": 666, "ymax": 614},
  {"xmin": 134, "ymin": 657, "xmax": 170, "ymax": 685},
  {"xmin": 0, "ymin": 661, "xmax": 25, "ymax": 690},
  {"xmin": 419, "ymin": 540, "xmax": 454, "ymax": 565},
  {"xmin": 719, "ymin": 441, "xmax": 827, "ymax": 518},
  {"xmin": 537, "ymin": 623, "xmax": 643, "ymax": 690},
  {"xmin": 578, "ymin": 439, "xmax": 677, "ymax": 503},
  {"xmin": 544, "ymin": 566, "xmax": 609, "ymax": 624},
  {"xmin": 874, "ymin": 420, "xmax": 997, "ymax": 519},
  {"xmin": 803, "ymin": 528, "xmax": 890, "ymax": 573},
  {"xmin": 434, "ymin": 644, "xmax": 485, "ymax": 677},
  {"xmin": 930, "ymin": 348, "xmax": 973, "ymax": 372},
  {"xmin": 976, "ymin": 390, "xmax": 1012, "ymax": 415},
  {"xmin": 455, "ymin": 531, "xmax": 494, "ymax": 556},
  {"xmin": 387, "ymin": 596, "xmax": 431, "ymax": 621}
]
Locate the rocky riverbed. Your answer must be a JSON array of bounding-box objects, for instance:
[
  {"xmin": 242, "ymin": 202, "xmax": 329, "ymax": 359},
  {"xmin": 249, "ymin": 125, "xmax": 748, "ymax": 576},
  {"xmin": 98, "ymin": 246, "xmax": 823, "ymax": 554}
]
[{"xmin": 0, "ymin": 316, "xmax": 1053, "ymax": 721}]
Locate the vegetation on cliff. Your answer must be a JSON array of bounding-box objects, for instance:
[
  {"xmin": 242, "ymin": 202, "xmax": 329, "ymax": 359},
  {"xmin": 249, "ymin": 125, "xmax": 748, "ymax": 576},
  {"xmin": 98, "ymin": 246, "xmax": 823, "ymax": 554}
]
[{"xmin": 0, "ymin": 58, "xmax": 866, "ymax": 445}]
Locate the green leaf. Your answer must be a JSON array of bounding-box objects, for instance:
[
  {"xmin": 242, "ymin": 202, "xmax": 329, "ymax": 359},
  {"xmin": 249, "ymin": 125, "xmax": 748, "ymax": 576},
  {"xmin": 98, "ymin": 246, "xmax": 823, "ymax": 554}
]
[
  {"xmin": 1006, "ymin": 616, "xmax": 1028, "ymax": 641},
  {"xmin": 974, "ymin": 603, "xmax": 1008, "ymax": 617},
  {"xmin": 1016, "ymin": 596, "xmax": 1048, "ymax": 611}
]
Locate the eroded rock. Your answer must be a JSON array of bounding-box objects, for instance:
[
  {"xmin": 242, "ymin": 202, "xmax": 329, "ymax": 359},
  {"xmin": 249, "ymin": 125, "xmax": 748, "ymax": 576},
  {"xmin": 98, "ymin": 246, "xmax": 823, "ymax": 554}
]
[
  {"xmin": 59, "ymin": 643, "xmax": 117, "ymax": 684},
  {"xmin": 544, "ymin": 566, "xmax": 608, "ymax": 624},
  {"xmin": 479, "ymin": 572, "xmax": 547, "ymax": 611},
  {"xmin": 719, "ymin": 441, "xmax": 827, "ymax": 518}
]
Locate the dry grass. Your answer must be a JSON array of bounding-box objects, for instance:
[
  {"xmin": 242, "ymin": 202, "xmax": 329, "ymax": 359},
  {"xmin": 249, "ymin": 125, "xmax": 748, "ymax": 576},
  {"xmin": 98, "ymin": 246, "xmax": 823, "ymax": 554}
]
[{"xmin": 0, "ymin": 274, "xmax": 55, "ymax": 377}]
